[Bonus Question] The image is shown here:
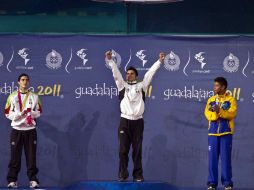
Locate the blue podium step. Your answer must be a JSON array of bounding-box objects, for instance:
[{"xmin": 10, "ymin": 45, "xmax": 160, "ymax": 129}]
[
  {"xmin": 0, "ymin": 181, "xmax": 252, "ymax": 190},
  {"xmin": 63, "ymin": 181, "xmax": 253, "ymax": 190},
  {"xmin": 64, "ymin": 181, "xmax": 178, "ymax": 190}
]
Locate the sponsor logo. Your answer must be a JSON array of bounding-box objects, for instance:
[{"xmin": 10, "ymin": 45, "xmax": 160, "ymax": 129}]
[
  {"xmin": 194, "ymin": 52, "xmax": 206, "ymax": 69},
  {"xmin": 223, "ymin": 53, "xmax": 239, "ymax": 73},
  {"xmin": 75, "ymin": 83, "xmax": 118, "ymax": 99},
  {"xmin": 18, "ymin": 48, "xmax": 30, "ymax": 65},
  {"xmin": 136, "ymin": 50, "xmax": 148, "ymax": 67},
  {"xmin": 75, "ymin": 83, "xmax": 154, "ymax": 99},
  {"xmin": 74, "ymin": 49, "xmax": 92, "ymax": 70},
  {"xmin": 134, "ymin": 50, "xmax": 150, "ymax": 71},
  {"xmin": 192, "ymin": 52, "xmax": 210, "ymax": 74},
  {"xmin": 77, "ymin": 49, "xmax": 88, "ymax": 66},
  {"xmin": 0, "ymin": 82, "xmax": 62, "ymax": 97},
  {"xmin": 16, "ymin": 48, "xmax": 34, "ymax": 70},
  {"xmin": 46, "ymin": 50, "xmax": 62, "ymax": 70},
  {"xmin": 164, "ymin": 51, "xmax": 180, "ymax": 71},
  {"xmin": 164, "ymin": 86, "xmax": 242, "ymax": 102},
  {"xmin": 164, "ymin": 85, "xmax": 214, "ymax": 101},
  {"xmin": 37, "ymin": 84, "xmax": 62, "ymax": 97},
  {"xmin": 0, "ymin": 82, "xmax": 33, "ymax": 95}
]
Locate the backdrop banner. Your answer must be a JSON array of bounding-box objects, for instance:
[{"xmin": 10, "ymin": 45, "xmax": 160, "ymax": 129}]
[{"xmin": 0, "ymin": 35, "xmax": 253, "ymax": 188}]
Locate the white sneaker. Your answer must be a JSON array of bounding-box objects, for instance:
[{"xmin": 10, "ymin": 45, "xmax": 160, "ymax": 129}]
[
  {"xmin": 30, "ymin": 181, "xmax": 39, "ymax": 188},
  {"xmin": 225, "ymin": 186, "xmax": 233, "ymax": 190},
  {"xmin": 7, "ymin": 181, "xmax": 18, "ymax": 188}
]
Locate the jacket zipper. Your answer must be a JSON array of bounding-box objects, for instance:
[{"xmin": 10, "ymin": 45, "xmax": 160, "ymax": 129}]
[{"xmin": 217, "ymin": 119, "xmax": 221, "ymax": 134}]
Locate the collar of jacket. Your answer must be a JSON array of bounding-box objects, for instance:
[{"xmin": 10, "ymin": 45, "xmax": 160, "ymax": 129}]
[
  {"xmin": 126, "ymin": 80, "xmax": 138, "ymax": 85},
  {"xmin": 19, "ymin": 89, "xmax": 29, "ymax": 94},
  {"xmin": 217, "ymin": 92, "xmax": 228, "ymax": 98}
]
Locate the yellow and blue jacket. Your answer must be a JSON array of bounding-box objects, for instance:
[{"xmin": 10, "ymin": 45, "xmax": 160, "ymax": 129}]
[{"xmin": 204, "ymin": 93, "xmax": 237, "ymax": 136}]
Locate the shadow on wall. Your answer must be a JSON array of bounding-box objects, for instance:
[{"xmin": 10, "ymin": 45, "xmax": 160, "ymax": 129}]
[
  {"xmin": 39, "ymin": 111, "xmax": 100, "ymax": 186},
  {"xmin": 145, "ymin": 134, "xmax": 177, "ymax": 184}
]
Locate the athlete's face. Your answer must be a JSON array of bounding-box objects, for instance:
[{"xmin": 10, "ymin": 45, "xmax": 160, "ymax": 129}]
[
  {"xmin": 18, "ymin": 76, "xmax": 29, "ymax": 90},
  {"xmin": 126, "ymin": 70, "xmax": 137, "ymax": 82},
  {"xmin": 214, "ymin": 82, "xmax": 225, "ymax": 95}
]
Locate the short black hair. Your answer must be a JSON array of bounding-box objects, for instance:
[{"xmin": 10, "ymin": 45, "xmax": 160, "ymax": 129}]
[
  {"xmin": 127, "ymin": 66, "xmax": 138, "ymax": 76},
  {"xmin": 214, "ymin": 77, "xmax": 228, "ymax": 89},
  {"xmin": 18, "ymin": 73, "xmax": 30, "ymax": 81}
]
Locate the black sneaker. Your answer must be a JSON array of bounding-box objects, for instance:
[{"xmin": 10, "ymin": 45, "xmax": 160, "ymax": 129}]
[
  {"xmin": 133, "ymin": 176, "xmax": 144, "ymax": 182},
  {"xmin": 224, "ymin": 186, "xmax": 233, "ymax": 190},
  {"xmin": 207, "ymin": 184, "xmax": 216, "ymax": 190}
]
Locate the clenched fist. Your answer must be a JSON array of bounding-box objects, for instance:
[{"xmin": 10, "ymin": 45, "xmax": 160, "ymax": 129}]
[
  {"xmin": 159, "ymin": 52, "xmax": 165, "ymax": 62},
  {"xmin": 105, "ymin": 51, "xmax": 112, "ymax": 60}
]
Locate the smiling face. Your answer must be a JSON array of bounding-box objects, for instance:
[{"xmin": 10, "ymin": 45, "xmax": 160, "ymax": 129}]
[
  {"xmin": 126, "ymin": 69, "xmax": 137, "ymax": 82},
  {"xmin": 18, "ymin": 76, "xmax": 29, "ymax": 91}
]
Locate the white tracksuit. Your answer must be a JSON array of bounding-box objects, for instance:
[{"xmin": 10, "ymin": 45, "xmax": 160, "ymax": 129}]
[{"xmin": 109, "ymin": 59, "xmax": 162, "ymax": 120}]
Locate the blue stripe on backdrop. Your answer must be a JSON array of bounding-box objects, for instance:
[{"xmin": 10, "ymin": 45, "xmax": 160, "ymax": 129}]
[{"xmin": 0, "ymin": 35, "xmax": 253, "ymax": 188}]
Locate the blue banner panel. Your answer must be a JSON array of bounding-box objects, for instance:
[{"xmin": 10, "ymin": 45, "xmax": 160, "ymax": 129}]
[{"xmin": 0, "ymin": 35, "xmax": 253, "ymax": 188}]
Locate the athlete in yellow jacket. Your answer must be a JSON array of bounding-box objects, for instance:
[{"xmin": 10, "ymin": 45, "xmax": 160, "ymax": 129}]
[
  {"xmin": 204, "ymin": 77, "xmax": 237, "ymax": 190},
  {"xmin": 205, "ymin": 91, "xmax": 237, "ymax": 136}
]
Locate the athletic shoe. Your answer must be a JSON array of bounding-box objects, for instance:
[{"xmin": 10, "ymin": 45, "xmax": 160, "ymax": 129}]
[
  {"xmin": 30, "ymin": 181, "xmax": 39, "ymax": 188},
  {"xmin": 7, "ymin": 182, "xmax": 18, "ymax": 188},
  {"xmin": 225, "ymin": 186, "xmax": 233, "ymax": 190},
  {"xmin": 207, "ymin": 184, "xmax": 216, "ymax": 190},
  {"xmin": 133, "ymin": 176, "xmax": 144, "ymax": 182}
]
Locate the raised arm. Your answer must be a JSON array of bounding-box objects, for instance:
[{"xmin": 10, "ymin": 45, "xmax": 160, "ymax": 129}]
[
  {"xmin": 106, "ymin": 51, "xmax": 125, "ymax": 91},
  {"xmin": 142, "ymin": 52, "xmax": 164, "ymax": 91}
]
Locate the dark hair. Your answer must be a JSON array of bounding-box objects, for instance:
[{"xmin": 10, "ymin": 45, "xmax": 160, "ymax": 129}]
[
  {"xmin": 18, "ymin": 73, "xmax": 30, "ymax": 81},
  {"xmin": 214, "ymin": 77, "xmax": 228, "ymax": 89},
  {"xmin": 127, "ymin": 66, "xmax": 138, "ymax": 76}
]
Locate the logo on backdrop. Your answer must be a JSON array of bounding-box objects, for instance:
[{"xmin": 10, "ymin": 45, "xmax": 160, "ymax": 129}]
[
  {"xmin": 163, "ymin": 85, "xmax": 214, "ymax": 101},
  {"xmin": 18, "ymin": 48, "xmax": 30, "ymax": 65},
  {"xmin": 74, "ymin": 83, "xmax": 154, "ymax": 99},
  {"xmin": 252, "ymin": 91, "xmax": 254, "ymax": 103},
  {"xmin": 136, "ymin": 50, "xmax": 148, "ymax": 67},
  {"xmin": 163, "ymin": 86, "xmax": 243, "ymax": 102},
  {"xmin": 194, "ymin": 52, "xmax": 206, "ymax": 69},
  {"xmin": 0, "ymin": 81, "xmax": 62, "ymax": 98},
  {"xmin": 223, "ymin": 53, "xmax": 239, "ymax": 73},
  {"xmin": 65, "ymin": 48, "xmax": 93, "ymax": 73},
  {"xmin": 164, "ymin": 51, "xmax": 180, "ymax": 71},
  {"xmin": 75, "ymin": 83, "xmax": 118, "ymax": 99},
  {"xmin": 15, "ymin": 48, "xmax": 34, "ymax": 70},
  {"xmin": 192, "ymin": 52, "xmax": 210, "ymax": 74},
  {"xmin": 77, "ymin": 49, "xmax": 88, "ymax": 66},
  {"xmin": 74, "ymin": 48, "xmax": 92, "ymax": 71},
  {"xmin": 124, "ymin": 49, "xmax": 151, "ymax": 71},
  {"xmin": 105, "ymin": 49, "xmax": 121, "ymax": 69},
  {"xmin": 0, "ymin": 51, "xmax": 3, "ymax": 67},
  {"xmin": 46, "ymin": 49, "xmax": 62, "ymax": 70}
]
